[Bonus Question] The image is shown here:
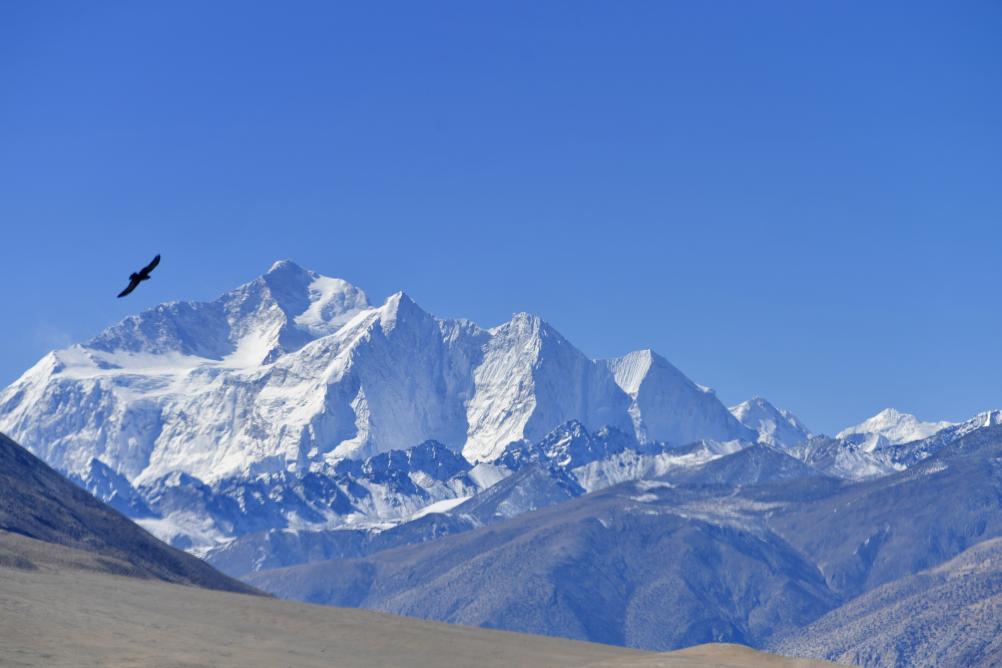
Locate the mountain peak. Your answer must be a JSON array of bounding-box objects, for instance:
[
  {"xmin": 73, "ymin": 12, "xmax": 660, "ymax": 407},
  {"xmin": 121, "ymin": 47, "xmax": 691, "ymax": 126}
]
[
  {"xmin": 731, "ymin": 396, "xmax": 783, "ymax": 417},
  {"xmin": 730, "ymin": 397, "xmax": 812, "ymax": 448},
  {"xmin": 838, "ymin": 408, "xmax": 954, "ymax": 446},
  {"xmin": 502, "ymin": 311, "xmax": 543, "ymax": 332},
  {"xmin": 602, "ymin": 349, "xmax": 754, "ymax": 446},
  {"xmin": 385, "ymin": 290, "xmax": 415, "ymax": 306},
  {"xmin": 488, "ymin": 312, "xmax": 573, "ymax": 349},
  {"xmin": 379, "ymin": 291, "xmax": 430, "ymax": 332},
  {"xmin": 266, "ymin": 258, "xmax": 308, "ymax": 275},
  {"xmin": 605, "ymin": 349, "xmax": 703, "ymax": 397},
  {"xmin": 259, "ymin": 261, "xmax": 368, "ymax": 326},
  {"xmin": 83, "ymin": 261, "xmax": 369, "ymax": 360}
]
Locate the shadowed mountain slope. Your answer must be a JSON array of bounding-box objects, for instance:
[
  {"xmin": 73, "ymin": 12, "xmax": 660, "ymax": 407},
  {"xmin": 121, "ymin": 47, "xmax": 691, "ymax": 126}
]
[
  {"xmin": 0, "ymin": 432, "xmax": 257, "ymax": 594},
  {"xmin": 246, "ymin": 423, "xmax": 1002, "ymax": 658},
  {"xmin": 770, "ymin": 537, "xmax": 1002, "ymax": 667},
  {"xmin": 248, "ymin": 481, "xmax": 838, "ymax": 651},
  {"xmin": 764, "ymin": 425, "xmax": 1002, "ymax": 600}
]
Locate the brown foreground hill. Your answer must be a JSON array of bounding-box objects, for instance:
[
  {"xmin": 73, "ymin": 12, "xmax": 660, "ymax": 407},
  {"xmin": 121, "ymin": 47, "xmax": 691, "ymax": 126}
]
[{"xmin": 1, "ymin": 564, "xmax": 839, "ymax": 668}]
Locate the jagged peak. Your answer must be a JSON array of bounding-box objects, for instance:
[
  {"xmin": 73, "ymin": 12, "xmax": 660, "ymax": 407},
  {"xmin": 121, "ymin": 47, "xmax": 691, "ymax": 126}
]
[
  {"xmin": 731, "ymin": 396, "xmax": 790, "ymax": 420},
  {"xmin": 384, "ymin": 290, "xmax": 414, "ymax": 307},
  {"xmin": 736, "ymin": 396, "xmax": 774, "ymax": 409},
  {"xmin": 494, "ymin": 311, "xmax": 543, "ymax": 334},
  {"xmin": 950, "ymin": 409, "xmax": 1002, "ymax": 434},
  {"xmin": 258, "ymin": 260, "xmax": 316, "ymax": 302},
  {"xmin": 258, "ymin": 261, "xmax": 367, "ymax": 316},
  {"xmin": 488, "ymin": 312, "xmax": 575, "ymax": 351},
  {"xmin": 540, "ymin": 419, "xmax": 590, "ymax": 440},
  {"xmin": 604, "ymin": 348, "xmax": 696, "ymax": 396},
  {"xmin": 83, "ymin": 262, "xmax": 370, "ymax": 361},
  {"xmin": 264, "ymin": 258, "xmax": 311, "ymax": 278},
  {"xmin": 977, "ymin": 409, "xmax": 1002, "ymax": 425},
  {"xmin": 266, "ymin": 258, "xmax": 306, "ymax": 275},
  {"xmin": 378, "ymin": 291, "xmax": 434, "ymax": 332},
  {"xmin": 509, "ymin": 311, "xmax": 540, "ymax": 324},
  {"xmin": 497, "ymin": 311, "xmax": 559, "ymax": 333}
]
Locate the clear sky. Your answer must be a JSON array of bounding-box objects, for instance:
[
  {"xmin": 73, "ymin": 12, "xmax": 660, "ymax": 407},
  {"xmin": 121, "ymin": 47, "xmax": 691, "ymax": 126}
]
[{"xmin": 1, "ymin": 2, "xmax": 1000, "ymax": 434}]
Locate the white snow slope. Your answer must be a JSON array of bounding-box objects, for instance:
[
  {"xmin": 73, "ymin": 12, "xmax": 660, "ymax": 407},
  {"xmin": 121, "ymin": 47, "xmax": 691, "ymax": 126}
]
[
  {"xmin": 0, "ymin": 261, "xmax": 750, "ymax": 487},
  {"xmin": 605, "ymin": 350, "xmax": 754, "ymax": 447}
]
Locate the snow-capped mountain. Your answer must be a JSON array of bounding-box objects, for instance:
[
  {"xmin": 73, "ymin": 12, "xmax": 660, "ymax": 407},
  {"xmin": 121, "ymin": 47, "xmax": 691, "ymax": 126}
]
[
  {"xmin": 795, "ymin": 409, "xmax": 1001, "ymax": 480},
  {"xmin": 200, "ymin": 420, "xmax": 751, "ymax": 575},
  {"xmin": 131, "ymin": 439, "xmax": 481, "ymax": 551},
  {"xmin": 495, "ymin": 420, "xmax": 743, "ymax": 494},
  {"xmin": 0, "ymin": 261, "xmax": 755, "ymax": 546},
  {"xmin": 0, "ymin": 262, "xmax": 634, "ymax": 484},
  {"xmin": 4, "ymin": 259, "xmax": 994, "ymax": 558},
  {"xmin": 837, "ymin": 408, "xmax": 953, "ymax": 452},
  {"xmin": 794, "ymin": 435, "xmax": 899, "ymax": 480},
  {"xmin": 604, "ymin": 350, "xmax": 755, "ymax": 445},
  {"xmin": 729, "ymin": 397, "xmax": 812, "ymax": 448},
  {"xmin": 6, "ymin": 260, "xmax": 1002, "ymax": 664},
  {"xmin": 247, "ymin": 416, "xmax": 1002, "ymax": 656}
]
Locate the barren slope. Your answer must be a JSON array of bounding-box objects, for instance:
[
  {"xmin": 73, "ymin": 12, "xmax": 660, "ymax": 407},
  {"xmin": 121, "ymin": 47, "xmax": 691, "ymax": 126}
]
[{"xmin": 0, "ymin": 565, "xmax": 839, "ymax": 668}]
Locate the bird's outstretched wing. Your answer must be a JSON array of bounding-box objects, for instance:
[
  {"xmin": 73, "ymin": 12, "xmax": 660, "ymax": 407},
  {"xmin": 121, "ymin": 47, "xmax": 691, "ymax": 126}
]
[
  {"xmin": 117, "ymin": 277, "xmax": 141, "ymax": 298},
  {"xmin": 140, "ymin": 254, "xmax": 161, "ymax": 277}
]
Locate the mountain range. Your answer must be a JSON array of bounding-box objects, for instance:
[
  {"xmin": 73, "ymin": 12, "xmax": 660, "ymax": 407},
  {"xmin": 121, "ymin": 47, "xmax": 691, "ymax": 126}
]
[
  {"xmin": 2, "ymin": 260, "xmax": 997, "ymax": 665},
  {"xmin": 247, "ymin": 416, "xmax": 1002, "ymax": 665},
  {"xmin": 0, "ymin": 261, "xmax": 763, "ymax": 550},
  {"xmin": 0, "ymin": 430, "xmax": 827, "ymax": 668}
]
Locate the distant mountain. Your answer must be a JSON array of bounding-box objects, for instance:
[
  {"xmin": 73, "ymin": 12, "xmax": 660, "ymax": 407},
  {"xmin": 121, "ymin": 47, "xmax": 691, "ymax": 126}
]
[
  {"xmin": 0, "ymin": 432, "xmax": 256, "ymax": 593},
  {"xmin": 200, "ymin": 409, "xmax": 1002, "ymax": 582},
  {"xmin": 247, "ymin": 480, "xmax": 838, "ymax": 651},
  {"xmin": 203, "ymin": 422, "xmax": 743, "ymax": 577},
  {"xmin": 879, "ymin": 409, "xmax": 1002, "ymax": 466},
  {"xmin": 767, "ymin": 422, "xmax": 1002, "ymax": 600},
  {"xmin": 665, "ymin": 444, "xmax": 829, "ymax": 487},
  {"xmin": 248, "ymin": 417, "xmax": 1002, "ymax": 655},
  {"xmin": 132, "ymin": 439, "xmax": 481, "ymax": 551},
  {"xmin": 837, "ymin": 408, "xmax": 953, "ymax": 451},
  {"xmin": 771, "ymin": 537, "xmax": 1002, "ymax": 667},
  {"xmin": 496, "ymin": 420, "xmax": 749, "ymax": 494},
  {"xmin": 450, "ymin": 463, "xmax": 584, "ymax": 524},
  {"xmin": 798, "ymin": 410, "xmax": 1002, "ymax": 480},
  {"xmin": 794, "ymin": 435, "xmax": 899, "ymax": 480},
  {"xmin": 729, "ymin": 397, "xmax": 812, "ymax": 449}
]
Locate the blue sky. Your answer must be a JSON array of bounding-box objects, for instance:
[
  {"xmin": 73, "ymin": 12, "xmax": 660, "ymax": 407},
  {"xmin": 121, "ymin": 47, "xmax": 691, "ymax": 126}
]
[{"xmin": 1, "ymin": 1, "xmax": 1000, "ymax": 434}]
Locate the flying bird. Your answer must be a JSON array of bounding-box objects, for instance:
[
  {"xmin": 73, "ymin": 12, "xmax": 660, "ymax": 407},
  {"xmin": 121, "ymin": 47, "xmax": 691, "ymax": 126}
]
[{"xmin": 117, "ymin": 254, "xmax": 161, "ymax": 298}]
